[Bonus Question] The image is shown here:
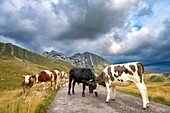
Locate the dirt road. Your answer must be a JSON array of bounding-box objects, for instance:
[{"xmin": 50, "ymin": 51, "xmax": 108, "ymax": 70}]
[{"xmin": 47, "ymin": 84, "xmax": 170, "ymax": 113}]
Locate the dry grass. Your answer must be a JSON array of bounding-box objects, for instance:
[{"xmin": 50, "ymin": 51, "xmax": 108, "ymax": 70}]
[
  {"xmin": 117, "ymin": 73, "xmax": 170, "ymax": 106},
  {"xmin": 0, "ymin": 59, "xmax": 72, "ymax": 113},
  {"xmin": 0, "ymin": 84, "xmax": 49, "ymax": 113}
]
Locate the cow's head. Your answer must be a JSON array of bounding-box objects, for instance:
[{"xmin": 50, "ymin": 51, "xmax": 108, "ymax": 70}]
[
  {"xmin": 86, "ymin": 79, "xmax": 97, "ymax": 94},
  {"xmin": 61, "ymin": 72, "xmax": 67, "ymax": 78},
  {"xmin": 22, "ymin": 75, "xmax": 33, "ymax": 84}
]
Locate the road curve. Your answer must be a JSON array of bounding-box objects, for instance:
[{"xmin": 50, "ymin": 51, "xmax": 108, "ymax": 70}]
[{"xmin": 47, "ymin": 83, "xmax": 170, "ymax": 113}]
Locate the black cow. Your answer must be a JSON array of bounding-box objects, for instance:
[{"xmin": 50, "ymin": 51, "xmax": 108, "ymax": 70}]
[{"xmin": 68, "ymin": 68, "xmax": 98, "ymax": 97}]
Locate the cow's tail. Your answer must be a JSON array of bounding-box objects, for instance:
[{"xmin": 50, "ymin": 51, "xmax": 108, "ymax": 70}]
[
  {"xmin": 137, "ymin": 62, "xmax": 145, "ymax": 83},
  {"xmin": 95, "ymin": 72, "xmax": 106, "ymax": 87}
]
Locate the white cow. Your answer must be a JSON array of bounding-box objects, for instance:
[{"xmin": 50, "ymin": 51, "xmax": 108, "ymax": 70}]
[{"xmin": 96, "ymin": 62, "xmax": 149, "ymax": 109}]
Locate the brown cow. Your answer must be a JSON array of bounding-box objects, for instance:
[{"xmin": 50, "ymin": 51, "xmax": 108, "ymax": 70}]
[
  {"xmin": 21, "ymin": 75, "xmax": 34, "ymax": 93},
  {"xmin": 32, "ymin": 70, "xmax": 61, "ymax": 90}
]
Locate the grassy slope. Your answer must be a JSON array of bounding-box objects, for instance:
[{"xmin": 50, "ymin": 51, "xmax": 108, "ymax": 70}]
[
  {"xmin": 117, "ymin": 73, "xmax": 170, "ymax": 106},
  {"xmin": 0, "ymin": 59, "xmax": 74, "ymax": 113}
]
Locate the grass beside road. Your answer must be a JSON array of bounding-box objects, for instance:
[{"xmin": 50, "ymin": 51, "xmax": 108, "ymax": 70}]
[
  {"xmin": 0, "ymin": 84, "xmax": 60, "ymax": 113},
  {"xmin": 0, "ymin": 59, "xmax": 73, "ymax": 113},
  {"xmin": 117, "ymin": 73, "xmax": 170, "ymax": 106}
]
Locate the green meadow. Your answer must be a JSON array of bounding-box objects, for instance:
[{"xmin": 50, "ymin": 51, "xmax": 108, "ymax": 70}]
[{"xmin": 0, "ymin": 59, "xmax": 74, "ymax": 113}]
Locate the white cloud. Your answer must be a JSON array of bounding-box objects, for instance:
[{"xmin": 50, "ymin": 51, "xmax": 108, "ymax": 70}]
[
  {"xmin": 18, "ymin": 19, "xmax": 37, "ymax": 31},
  {"xmin": 108, "ymin": 27, "xmax": 150, "ymax": 54}
]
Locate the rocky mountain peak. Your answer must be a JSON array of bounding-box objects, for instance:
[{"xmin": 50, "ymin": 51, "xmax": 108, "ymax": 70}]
[{"xmin": 42, "ymin": 50, "xmax": 111, "ymax": 73}]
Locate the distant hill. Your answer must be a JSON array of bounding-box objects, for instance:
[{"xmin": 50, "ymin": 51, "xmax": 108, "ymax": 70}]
[
  {"xmin": 163, "ymin": 72, "xmax": 170, "ymax": 80},
  {"xmin": 42, "ymin": 50, "xmax": 112, "ymax": 74},
  {"xmin": 0, "ymin": 42, "xmax": 111, "ymax": 74},
  {"xmin": 0, "ymin": 42, "xmax": 74, "ymax": 71}
]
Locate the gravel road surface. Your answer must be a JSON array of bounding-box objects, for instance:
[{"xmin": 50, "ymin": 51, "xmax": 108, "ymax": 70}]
[{"xmin": 47, "ymin": 83, "xmax": 170, "ymax": 113}]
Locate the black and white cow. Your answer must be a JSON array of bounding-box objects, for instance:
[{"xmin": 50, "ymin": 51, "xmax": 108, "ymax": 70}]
[
  {"xmin": 96, "ymin": 62, "xmax": 149, "ymax": 109},
  {"xmin": 68, "ymin": 68, "xmax": 98, "ymax": 97}
]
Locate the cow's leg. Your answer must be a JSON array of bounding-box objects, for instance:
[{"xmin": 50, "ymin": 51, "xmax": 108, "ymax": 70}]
[
  {"xmin": 106, "ymin": 82, "xmax": 111, "ymax": 102},
  {"xmin": 61, "ymin": 79, "xmax": 64, "ymax": 87},
  {"xmin": 23, "ymin": 86, "xmax": 26, "ymax": 93},
  {"xmin": 72, "ymin": 81, "xmax": 76, "ymax": 94},
  {"xmin": 23, "ymin": 88, "xmax": 26, "ymax": 93},
  {"xmin": 55, "ymin": 77, "xmax": 59, "ymax": 89},
  {"xmin": 62, "ymin": 78, "xmax": 66, "ymax": 87},
  {"xmin": 51, "ymin": 81, "xmax": 54, "ymax": 90},
  {"xmin": 42, "ymin": 82, "xmax": 46, "ymax": 91},
  {"xmin": 54, "ymin": 80, "xmax": 57, "ymax": 90},
  {"xmin": 82, "ymin": 83, "xmax": 86, "ymax": 97},
  {"xmin": 135, "ymin": 82, "xmax": 147, "ymax": 109},
  {"xmin": 142, "ymin": 82, "xmax": 149, "ymax": 105},
  {"xmin": 111, "ymin": 86, "xmax": 116, "ymax": 100},
  {"xmin": 25, "ymin": 86, "xmax": 29, "ymax": 93},
  {"xmin": 61, "ymin": 78, "xmax": 65, "ymax": 87},
  {"xmin": 94, "ymin": 84, "xmax": 99, "ymax": 97},
  {"xmin": 68, "ymin": 77, "xmax": 72, "ymax": 94},
  {"xmin": 59, "ymin": 77, "xmax": 62, "ymax": 87},
  {"xmin": 145, "ymin": 90, "xmax": 149, "ymax": 105}
]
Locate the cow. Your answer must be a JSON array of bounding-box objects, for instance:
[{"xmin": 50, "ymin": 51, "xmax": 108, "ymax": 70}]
[
  {"xmin": 60, "ymin": 71, "xmax": 67, "ymax": 87},
  {"xmin": 95, "ymin": 62, "xmax": 149, "ymax": 109},
  {"xmin": 32, "ymin": 70, "xmax": 61, "ymax": 90},
  {"xmin": 21, "ymin": 75, "xmax": 34, "ymax": 93},
  {"xmin": 68, "ymin": 68, "xmax": 98, "ymax": 97}
]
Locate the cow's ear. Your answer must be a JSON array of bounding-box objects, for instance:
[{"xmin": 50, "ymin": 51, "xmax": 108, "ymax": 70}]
[
  {"xmin": 58, "ymin": 72, "xmax": 61, "ymax": 76},
  {"xmin": 22, "ymin": 75, "xmax": 25, "ymax": 79},
  {"xmin": 30, "ymin": 76, "xmax": 34, "ymax": 81},
  {"xmin": 31, "ymin": 75, "xmax": 35, "ymax": 78}
]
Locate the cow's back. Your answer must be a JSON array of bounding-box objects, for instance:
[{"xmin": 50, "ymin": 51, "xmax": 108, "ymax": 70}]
[
  {"xmin": 69, "ymin": 68, "xmax": 94, "ymax": 82},
  {"xmin": 50, "ymin": 70, "xmax": 60, "ymax": 80},
  {"xmin": 39, "ymin": 71, "xmax": 51, "ymax": 82},
  {"xmin": 69, "ymin": 68, "xmax": 83, "ymax": 81}
]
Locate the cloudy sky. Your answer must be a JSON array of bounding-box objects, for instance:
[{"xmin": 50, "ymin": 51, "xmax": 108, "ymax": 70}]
[{"xmin": 0, "ymin": 0, "xmax": 170, "ymax": 73}]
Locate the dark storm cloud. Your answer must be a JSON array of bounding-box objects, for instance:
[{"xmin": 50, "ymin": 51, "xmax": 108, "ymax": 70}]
[
  {"xmin": 0, "ymin": 0, "xmax": 169, "ymax": 73},
  {"xmin": 52, "ymin": 0, "xmax": 138, "ymax": 40},
  {"xmin": 0, "ymin": 0, "xmax": 138, "ymax": 53}
]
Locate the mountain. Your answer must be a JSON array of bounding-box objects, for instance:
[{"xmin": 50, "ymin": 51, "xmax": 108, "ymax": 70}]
[
  {"xmin": 0, "ymin": 42, "xmax": 111, "ymax": 74},
  {"xmin": 0, "ymin": 42, "xmax": 74, "ymax": 71},
  {"xmin": 42, "ymin": 50, "xmax": 112, "ymax": 74}
]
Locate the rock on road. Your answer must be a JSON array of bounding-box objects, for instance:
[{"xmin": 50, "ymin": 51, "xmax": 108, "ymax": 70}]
[{"xmin": 47, "ymin": 84, "xmax": 170, "ymax": 113}]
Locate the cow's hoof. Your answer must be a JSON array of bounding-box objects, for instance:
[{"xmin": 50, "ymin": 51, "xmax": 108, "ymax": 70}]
[
  {"xmin": 95, "ymin": 92, "xmax": 98, "ymax": 97},
  {"xmin": 142, "ymin": 107, "xmax": 147, "ymax": 110},
  {"xmin": 106, "ymin": 101, "xmax": 109, "ymax": 103},
  {"xmin": 111, "ymin": 98, "xmax": 115, "ymax": 101},
  {"xmin": 82, "ymin": 95, "xmax": 85, "ymax": 97},
  {"xmin": 68, "ymin": 92, "xmax": 71, "ymax": 95}
]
